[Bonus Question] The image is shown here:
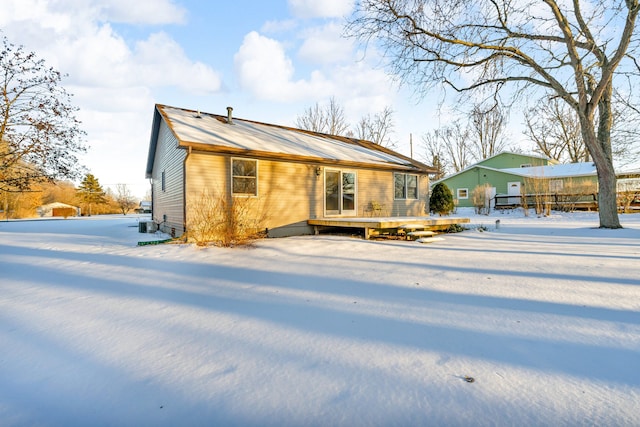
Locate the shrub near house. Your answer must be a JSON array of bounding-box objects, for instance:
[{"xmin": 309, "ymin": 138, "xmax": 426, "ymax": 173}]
[{"xmin": 429, "ymin": 183, "xmax": 454, "ymax": 216}]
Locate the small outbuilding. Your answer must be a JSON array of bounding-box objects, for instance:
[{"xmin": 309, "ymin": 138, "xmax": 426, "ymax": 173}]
[
  {"xmin": 37, "ymin": 202, "xmax": 80, "ymax": 218},
  {"xmin": 136, "ymin": 201, "xmax": 152, "ymax": 213}
]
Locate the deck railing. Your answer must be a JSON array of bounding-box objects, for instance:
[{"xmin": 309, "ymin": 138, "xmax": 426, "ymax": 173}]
[
  {"xmin": 492, "ymin": 192, "xmax": 640, "ymax": 211},
  {"xmin": 494, "ymin": 192, "xmax": 599, "ymax": 211}
]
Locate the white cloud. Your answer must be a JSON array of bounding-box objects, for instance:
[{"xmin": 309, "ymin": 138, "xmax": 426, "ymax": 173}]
[
  {"xmin": 0, "ymin": 0, "xmax": 185, "ymax": 31},
  {"xmin": 0, "ymin": 0, "xmax": 221, "ymax": 197},
  {"xmin": 0, "ymin": 0, "xmax": 69, "ymax": 31},
  {"xmin": 288, "ymin": 0, "xmax": 355, "ymax": 19},
  {"xmin": 92, "ymin": 0, "xmax": 187, "ymax": 25},
  {"xmin": 40, "ymin": 26, "xmax": 222, "ymax": 96},
  {"xmin": 0, "ymin": 1, "xmax": 220, "ymax": 94},
  {"xmin": 37, "ymin": 0, "xmax": 188, "ymax": 25},
  {"xmin": 133, "ymin": 32, "xmax": 221, "ymax": 94},
  {"xmin": 333, "ymin": 63, "xmax": 397, "ymax": 118},
  {"xmin": 297, "ymin": 22, "xmax": 352, "ymax": 64},
  {"xmin": 234, "ymin": 31, "xmax": 332, "ymax": 102},
  {"xmin": 261, "ymin": 19, "xmax": 299, "ymax": 34},
  {"xmin": 75, "ymin": 87, "xmax": 156, "ymax": 195},
  {"xmin": 233, "ymin": 30, "xmax": 403, "ymax": 137},
  {"xmin": 69, "ymin": 85, "xmax": 153, "ymax": 113},
  {"xmin": 54, "ymin": 24, "xmax": 133, "ymax": 86}
]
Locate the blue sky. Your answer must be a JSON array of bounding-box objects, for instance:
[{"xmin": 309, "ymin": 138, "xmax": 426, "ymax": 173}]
[{"xmin": 0, "ymin": 0, "xmax": 484, "ymax": 197}]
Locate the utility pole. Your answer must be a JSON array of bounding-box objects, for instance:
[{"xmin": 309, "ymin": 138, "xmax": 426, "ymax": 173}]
[{"xmin": 410, "ymin": 133, "xmax": 413, "ymax": 159}]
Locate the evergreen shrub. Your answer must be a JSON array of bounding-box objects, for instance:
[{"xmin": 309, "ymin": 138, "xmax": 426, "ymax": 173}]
[{"xmin": 429, "ymin": 183, "xmax": 455, "ymax": 216}]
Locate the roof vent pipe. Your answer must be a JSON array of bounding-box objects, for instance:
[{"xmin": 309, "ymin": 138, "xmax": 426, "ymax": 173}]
[{"xmin": 227, "ymin": 106, "xmax": 233, "ymax": 124}]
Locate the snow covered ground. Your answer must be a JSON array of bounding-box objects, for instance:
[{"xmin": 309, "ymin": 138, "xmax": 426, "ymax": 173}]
[{"xmin": 1, "ymin": 210, "xmax": 639, "ymax": 427}]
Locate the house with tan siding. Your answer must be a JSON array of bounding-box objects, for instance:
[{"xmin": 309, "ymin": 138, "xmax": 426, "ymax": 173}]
[{"xmin": 145, "ymin": 104, "xmax": 436, "ymax": 238}]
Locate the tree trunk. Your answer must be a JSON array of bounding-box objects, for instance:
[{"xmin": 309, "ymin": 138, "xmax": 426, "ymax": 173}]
[
  {"xmin": 580, "ymin": 86, "xmax": 621, "ymax": 229},
  {"xmin": 596, "ymin": 163, "xmax": 621, "ymax": 228},
  {"xmin": 595, "ymin": 85, "xmax": 622, "ymax": 228}
]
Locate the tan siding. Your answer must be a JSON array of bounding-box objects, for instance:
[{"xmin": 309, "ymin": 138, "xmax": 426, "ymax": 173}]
[
  {"xmin": 356, "ymin": 169, "xmax": 392, "ymax": 216},
  {"xmin": 184, "ymin": 152, "xmax": 229, "ymax": 234},
  {"xmin": 185, "ymin": 152, "xmax": 228, "ymax": 196},
  {"xmin": 185, "ymin": 154, "xmax": 321, "ymax": 235},
  {"xmin": 357, "ymin": 170, "xmax": 429, "ymax": 216},
  {"xmin": 152, "ymin": 121, "xmax": 186, "ymax": 236},
  {"xmin": 183, "ymin": 153, "xmax": 431, "ymax": 237},
  {"xmin": 257, "ymin": 160, "xmax": 321, "ymax": 227}
]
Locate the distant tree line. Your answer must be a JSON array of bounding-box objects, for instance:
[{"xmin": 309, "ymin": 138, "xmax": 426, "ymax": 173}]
[
  {"xmin": 2, "ymin": 174, "xmax": 140, "ymax": 219},
  {"xmin": 295, "ymin": 97, "xmax": 398, "ymax": 148}
]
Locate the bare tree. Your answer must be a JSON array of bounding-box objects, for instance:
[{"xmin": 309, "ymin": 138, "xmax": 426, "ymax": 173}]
[
  {"xmin": 115, "ymin": 183, "xmax": 137, "ymax": 215},
  {"xmin": 40, "ymin": 180, "xmax": 78, "ymax": 205},
  {"xmin": 347, "ymin": 1, "xmax": 640, "ymax": 228},
  {"xmin": 469, "ymin": 103, "xmax": 508, "ymax": 161},
  {"xmin": 295, "ymin": 97, "xmax": 349, "ymax": 135},
  {"xmin": 0, "ymin": 36, "xmax": 86, "ymax": 193},
  {"xmin": 609, "ymin": 91, "xmax": 640, "ymax": 167},
  {"xmin": 296, "ymin": 99, "xmax": 398, "ymax": 148},
  {"xmin": 421, "ymin": 131, "xmax": 448, "ymax": 179},
  {"xmin": 422, "ymin": 102, "xmax": 507, "ymax": 177},
  {"xmin": 422, "ymin": 121, "xmax": 472, "ymax": 174},
  {"xmin": 295, "ymin": 102, "xmax": 325, "ymax": 133},
  {"xmin": 525, "ymin": 95, "xmax": 640, "ymax": 165},
  {"xmin": 354, "ymin": 106, "xmax": 397, "ymax": 147},
  {"xmin": 326, "ymin": 97, "xmax": 349, "ymax": 136},
  {"xmin": 524, "ymin": 97, "xmax": 587, "ymax": 163}
]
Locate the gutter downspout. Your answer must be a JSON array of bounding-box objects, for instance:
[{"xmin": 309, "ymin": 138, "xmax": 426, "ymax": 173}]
[
  {"xmin": 183, "ymin": 145, "xmax": 192, "ymax": 238},
  {"xmin": 148, "ymin": 178, "xmax": 153, "ymax": 219}
]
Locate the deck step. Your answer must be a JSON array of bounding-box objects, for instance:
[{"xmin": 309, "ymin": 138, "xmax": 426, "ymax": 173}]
[
  {"xmin": 407, "ymin": 230, "xmax": 436, "ymax": 238},
  {"xmin": 398, "ymin": 223, "xmax": 428, "ymax": 230},
  {"xmin": 416, "ymin": 237, "xmax": 445, "ymax": 243}
]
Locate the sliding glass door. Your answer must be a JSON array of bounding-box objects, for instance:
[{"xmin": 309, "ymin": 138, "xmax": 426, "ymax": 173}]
[{"xmin": 325, "ymin": 169, "xmax": 356, "ymax": 216}]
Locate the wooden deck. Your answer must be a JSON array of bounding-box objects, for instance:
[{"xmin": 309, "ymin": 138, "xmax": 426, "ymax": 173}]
[{"xmin": 308, "ymin": 216, "xmax": 470, "ymax": 239}]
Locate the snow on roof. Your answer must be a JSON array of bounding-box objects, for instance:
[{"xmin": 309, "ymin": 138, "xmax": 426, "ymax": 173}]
[
  {"xmin": 618, "ymin": 167, "xmax": 640, "ymax": 176},
  {"xmin": 39, "ymin": 202, "xmax": 79, "ymax": 209},
  {"xmin": 431, "ymin": 161, "xmax": 597, "ymax": 186},
  {"xmin": 159, "ymin": 105, "xmax": 427, "ymax": 171},
  {"xmin": 477, "ymin": 150, "xmax": 553, "ymax": 164},
  {"xmin": 501, "ymin": 162, "xmax": 597, "ymax": 178}
]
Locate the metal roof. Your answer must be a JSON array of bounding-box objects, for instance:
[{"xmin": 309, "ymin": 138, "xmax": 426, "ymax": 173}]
[{"xmin": 146, "ymin": 104, "xmax": 434, "ymax": 178}]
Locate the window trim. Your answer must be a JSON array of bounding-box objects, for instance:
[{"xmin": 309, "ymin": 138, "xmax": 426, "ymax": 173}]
[
  {"xmin": 457, "ymin": 188, "xmax": 469, "ymax": 200},
  {"xmin": 394, "ymin": 172, "xmax": 419, "ymax": 200},
  {"xmin": 161, "ymin": 171, "xmax": 166, "ymax": 192},
  {"xmin": 231, "ymin": 157, "xmax": 258, "ymax": 197}
]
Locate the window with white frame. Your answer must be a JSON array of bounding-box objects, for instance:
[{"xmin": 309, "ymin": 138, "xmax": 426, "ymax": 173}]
[
  {"xmin": 394, "ymin": 173, "xmax": 418, "ymax": 199},
  {"xmin": 457, "ymin": 188, "xmax": 469, "ymax": 199},
  {"xmin": 161, "ymin": 171, "xmax": 166, "ymax": 192},
  {"xmin": 549, "ymin": 179, "xmax": 563, "ymax": 193},
  {"xmin": 232, "ymin": 158, "xmax": 258, "ymax": 196}
]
